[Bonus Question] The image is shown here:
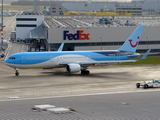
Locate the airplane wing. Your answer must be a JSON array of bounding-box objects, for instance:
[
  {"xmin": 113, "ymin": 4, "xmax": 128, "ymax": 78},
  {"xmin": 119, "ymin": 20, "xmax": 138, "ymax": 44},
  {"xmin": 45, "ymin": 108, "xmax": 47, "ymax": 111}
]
[
  {"xmin": 59, "ymin": 49, "xmax": 151, "ymax": 66},
  {"xmin": 80, "ymin": 60, "xmax": 137, "ymax": 65},
  {"xmin": 59, "ymin": 60, "xmax": 137, "ymax": 65}
]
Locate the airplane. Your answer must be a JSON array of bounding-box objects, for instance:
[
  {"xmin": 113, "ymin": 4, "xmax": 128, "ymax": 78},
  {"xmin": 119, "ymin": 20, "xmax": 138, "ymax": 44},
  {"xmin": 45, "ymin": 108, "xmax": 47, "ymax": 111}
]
[{"xmin": 4, "ymin": 25, "xmax": 150, "ymax": 76}]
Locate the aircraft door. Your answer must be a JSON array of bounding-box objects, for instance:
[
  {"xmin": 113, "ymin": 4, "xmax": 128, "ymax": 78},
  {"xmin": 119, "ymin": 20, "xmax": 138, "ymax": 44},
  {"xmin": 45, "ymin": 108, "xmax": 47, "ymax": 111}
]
[
  {"xmin": 50, "ymin": 55, "xmax": 54, "ymax": 62},
  {"xmin": 22, "ymin": 56, "xmax": 26, "ymax": 63},
  {"xmin": 88, "ymin": 55, "xmax": 91, "ymax": 60},
  {"xmin": 117, "ymin": 53, "xmax": 120, "ymax": 60}
]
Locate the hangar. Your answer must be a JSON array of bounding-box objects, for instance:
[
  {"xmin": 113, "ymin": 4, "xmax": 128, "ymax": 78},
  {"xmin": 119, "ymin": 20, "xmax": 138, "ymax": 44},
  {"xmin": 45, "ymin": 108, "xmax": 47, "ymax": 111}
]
[{"xmin": 15, "ymin": 11, "xmax": 160, "ymax": 53}]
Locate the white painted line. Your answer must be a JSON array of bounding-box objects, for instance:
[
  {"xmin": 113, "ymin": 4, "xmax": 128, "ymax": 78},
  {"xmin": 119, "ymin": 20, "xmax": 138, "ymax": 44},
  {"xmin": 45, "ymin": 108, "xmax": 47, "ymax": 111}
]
[
  {"xmin": 0, "ymin": 89, "xmax": 160, "ymax": 102},
  {"xmin": 7, "ymin": 96, "xmax": 19, "ymax": 99},
  {"xmin": 18, "ymin": 45, "xmax": 22, "ymax": 53},
  {"xmin": 21, "ymin": 45, "xmax": 24, "ymax": 52},
  {"xmin": 4, "ymin": 45, "xmax": 12, "ymax": 61}
]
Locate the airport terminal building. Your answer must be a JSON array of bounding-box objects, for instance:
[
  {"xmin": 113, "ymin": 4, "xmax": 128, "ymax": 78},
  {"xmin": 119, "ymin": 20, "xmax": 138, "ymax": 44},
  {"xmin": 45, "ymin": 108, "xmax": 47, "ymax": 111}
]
[{"xmin": 15, "ymin": 12, "xmax": 160, "ymax": 53}]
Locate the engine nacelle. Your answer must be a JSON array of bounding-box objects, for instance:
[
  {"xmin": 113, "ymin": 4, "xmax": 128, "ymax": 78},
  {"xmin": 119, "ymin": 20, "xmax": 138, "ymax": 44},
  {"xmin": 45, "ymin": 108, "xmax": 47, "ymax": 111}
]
[{"xmin": 66, "ymin": 64, "xmax": 81, "ymax": 73}]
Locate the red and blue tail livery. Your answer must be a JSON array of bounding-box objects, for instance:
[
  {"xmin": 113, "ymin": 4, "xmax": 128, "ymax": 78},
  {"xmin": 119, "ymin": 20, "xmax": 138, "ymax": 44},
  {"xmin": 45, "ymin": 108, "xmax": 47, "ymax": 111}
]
[{"xmin": 119, "ymin": 25, "xmax": 144, "ymax": 52}]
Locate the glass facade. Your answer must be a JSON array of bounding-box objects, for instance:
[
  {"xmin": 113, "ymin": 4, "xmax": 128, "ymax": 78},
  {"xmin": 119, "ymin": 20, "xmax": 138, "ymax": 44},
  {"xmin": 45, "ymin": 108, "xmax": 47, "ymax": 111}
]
[
  {"xmin": 16, "ymin": 24, "xmax": 37, "ymax": 27},
  {"xmin": 16, "ymin": 18, "xmax": 37, "ymax": 21},
  {"xmin": 116, "ymin": 7, "xmax": 142, "ymax": 15}
]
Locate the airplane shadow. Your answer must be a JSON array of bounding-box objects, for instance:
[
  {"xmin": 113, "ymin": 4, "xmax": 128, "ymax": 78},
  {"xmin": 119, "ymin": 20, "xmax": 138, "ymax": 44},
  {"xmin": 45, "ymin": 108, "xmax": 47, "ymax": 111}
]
[
  {"xmin": 39, "ymin": 71, "xmax": 129, "ymax": 79},
  {"xmin": 7, "ymin": 71, "xmax": 129, "ymax": 80}
]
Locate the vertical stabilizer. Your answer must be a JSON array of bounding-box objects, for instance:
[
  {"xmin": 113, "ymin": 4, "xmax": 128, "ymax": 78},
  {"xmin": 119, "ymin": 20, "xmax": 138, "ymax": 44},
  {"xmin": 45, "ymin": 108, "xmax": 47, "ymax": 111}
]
[
  {"xmin": 118, "ymin": 25, "xmax": 144, "ymax": 52},
  {"xmin": 57, "ymin": 43, "xmax": 64, "ymax": 52}
]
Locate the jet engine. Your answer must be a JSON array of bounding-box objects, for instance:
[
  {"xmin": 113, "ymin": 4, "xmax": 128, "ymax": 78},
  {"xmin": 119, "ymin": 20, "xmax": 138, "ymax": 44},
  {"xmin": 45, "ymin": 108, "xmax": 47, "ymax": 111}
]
[{"xmin": 66, "ymin": 63, "xmax": 81, "ymax": 73}]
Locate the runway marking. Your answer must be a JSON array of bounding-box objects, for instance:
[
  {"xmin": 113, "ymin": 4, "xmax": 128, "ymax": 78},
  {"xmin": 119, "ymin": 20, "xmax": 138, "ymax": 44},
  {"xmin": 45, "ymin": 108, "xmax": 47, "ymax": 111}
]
[
  {"xmin": 18, "ymin": 45, "xmax": 22, "ymax": 52},
  {"xmin": 0, "ymin": 89, "xmax": 160, "ymax": 102},
  {"xmin": 4, "ymin": 45, "xmax": 12, "ymax": 61},
  {"xmin": 31, "ymin": 74, "xmax": 49, "ymax": 76}
]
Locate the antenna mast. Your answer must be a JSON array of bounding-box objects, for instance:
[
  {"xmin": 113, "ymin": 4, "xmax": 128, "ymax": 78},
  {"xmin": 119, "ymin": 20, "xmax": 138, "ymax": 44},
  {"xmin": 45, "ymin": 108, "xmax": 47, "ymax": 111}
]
[{"xmin": 34, "ymin": 0, "xmax": 39, "ymax": 13}]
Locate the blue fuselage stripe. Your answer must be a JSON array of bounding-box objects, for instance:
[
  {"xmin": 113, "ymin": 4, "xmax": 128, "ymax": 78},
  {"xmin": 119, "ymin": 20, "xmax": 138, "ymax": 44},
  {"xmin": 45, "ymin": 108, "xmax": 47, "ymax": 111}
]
[{"xmin": 4, "ymin": 51, "xmax": 139, "ymax": 65}]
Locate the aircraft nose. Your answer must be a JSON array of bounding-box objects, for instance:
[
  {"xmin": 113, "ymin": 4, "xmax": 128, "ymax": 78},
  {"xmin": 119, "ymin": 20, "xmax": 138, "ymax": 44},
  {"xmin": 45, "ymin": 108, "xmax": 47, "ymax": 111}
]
[
  {"xmin": 4, "ymin": 59, "xmax": 9, "ymax": 65},
  {"xmin": 4, "ymin": 58, "xmax": 14, "ymax": 65},
  {"xmin": 4, "ymin": 59, "xmax": 15, "ymax": 68}
]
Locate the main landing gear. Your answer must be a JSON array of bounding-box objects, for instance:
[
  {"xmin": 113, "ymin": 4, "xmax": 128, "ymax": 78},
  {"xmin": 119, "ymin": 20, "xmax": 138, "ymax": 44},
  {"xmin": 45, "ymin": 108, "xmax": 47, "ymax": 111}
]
[
  {"xmin": 15, "ymin": 69, "xmax": 19, "ymax": 76},
  {"xmin": 81, "ymin": 69, "xmax": 90, "ymax": 74}
]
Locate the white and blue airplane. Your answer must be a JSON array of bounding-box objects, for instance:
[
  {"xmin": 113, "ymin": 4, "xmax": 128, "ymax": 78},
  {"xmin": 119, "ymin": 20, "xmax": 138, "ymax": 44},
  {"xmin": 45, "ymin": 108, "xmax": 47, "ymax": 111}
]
[{"xmin": 4, "ymin": 25, "xmax": 150, "ymax": 76}]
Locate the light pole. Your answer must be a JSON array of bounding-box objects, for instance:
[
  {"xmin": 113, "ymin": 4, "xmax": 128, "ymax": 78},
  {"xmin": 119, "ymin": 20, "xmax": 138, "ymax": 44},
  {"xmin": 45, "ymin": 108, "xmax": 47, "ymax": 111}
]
[
  {"xmin": 146, "ymin": 36, "xmax": 148, "ymax": 49},
  {"xmin": 1, "ymin": 0, "xmax": 3, "ymax": 49},
  {"xmin": 1, "ymin": 0, "xmax": 3, "ymax": 30},
  {"xmin": 100, "ymin": 37, "xmax": 103, "ymax": 50}
]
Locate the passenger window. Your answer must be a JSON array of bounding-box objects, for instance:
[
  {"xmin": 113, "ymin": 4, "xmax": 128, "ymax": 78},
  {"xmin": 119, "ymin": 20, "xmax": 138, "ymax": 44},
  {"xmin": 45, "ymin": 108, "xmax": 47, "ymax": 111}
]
[{"xmin": 8, "ymin": 57, "xmax": 16, "ymax": 60}]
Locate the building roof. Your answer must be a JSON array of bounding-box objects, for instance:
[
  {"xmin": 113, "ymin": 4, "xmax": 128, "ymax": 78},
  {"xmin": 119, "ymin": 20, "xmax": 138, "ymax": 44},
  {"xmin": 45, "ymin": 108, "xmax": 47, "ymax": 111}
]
[
  {"xmin": 44, "ymin": 16, "xmax": 160, "ymax": 28},
  {"xmin": 30, "ymin": 24, "xmax": 46, "ymax": 39},
  {"xmin": 18, "ymin": 10, "xmax": 43, "ymax": 15}
]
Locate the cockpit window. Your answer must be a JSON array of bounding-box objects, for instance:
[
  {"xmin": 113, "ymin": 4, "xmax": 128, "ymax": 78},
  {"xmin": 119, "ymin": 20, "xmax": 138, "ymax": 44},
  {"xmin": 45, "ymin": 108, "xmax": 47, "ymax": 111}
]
[
  {"xmin": 153, "ymin": 79, "xmax": 159, "ymax": 83},
  {"xmin": 9, "ymin": 57, "xmax": 16, "ymax": 60}
]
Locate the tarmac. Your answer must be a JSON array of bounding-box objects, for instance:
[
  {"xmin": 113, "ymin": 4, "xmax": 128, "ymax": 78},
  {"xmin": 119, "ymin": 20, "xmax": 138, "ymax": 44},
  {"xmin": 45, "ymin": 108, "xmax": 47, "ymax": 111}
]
[
  {"xmin": 0, "ymin": 60, "xmax": 160, "ymax": 119},
  {"xmin": 1, "ymin": 16, "xmax": 160, "ymax": 119},
  {"xmin": 1, "ymin": 42, "xmax": 160, "ymax": 119},
  {"xmin": 0, "ymin": 90, "xmax": 160, "ymax": 120}
]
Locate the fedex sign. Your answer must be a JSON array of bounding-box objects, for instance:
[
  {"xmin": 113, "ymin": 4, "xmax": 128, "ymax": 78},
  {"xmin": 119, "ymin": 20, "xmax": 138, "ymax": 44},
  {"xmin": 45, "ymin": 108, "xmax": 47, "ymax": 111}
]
[{"xmin": 63, "ymin": 30, "xmax": 90, "ymax": 40}]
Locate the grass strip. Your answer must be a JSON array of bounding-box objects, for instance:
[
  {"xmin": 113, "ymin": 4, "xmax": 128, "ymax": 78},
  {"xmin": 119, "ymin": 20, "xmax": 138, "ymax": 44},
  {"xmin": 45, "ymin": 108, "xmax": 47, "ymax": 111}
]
[{"xmin": 118, "ymin": 57, "xmax": 160, "ymax": 65}]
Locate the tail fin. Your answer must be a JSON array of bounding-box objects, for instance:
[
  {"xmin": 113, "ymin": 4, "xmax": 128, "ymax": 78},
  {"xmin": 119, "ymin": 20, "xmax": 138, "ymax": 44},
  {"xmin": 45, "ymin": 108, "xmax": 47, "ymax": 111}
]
[
  {"xmin": 118, "ymin": 25, "xmax": 144, "ymax": 53},
  {"xmin": 57, "ymin": 43, "xmax": 64, "ymax": 52}
]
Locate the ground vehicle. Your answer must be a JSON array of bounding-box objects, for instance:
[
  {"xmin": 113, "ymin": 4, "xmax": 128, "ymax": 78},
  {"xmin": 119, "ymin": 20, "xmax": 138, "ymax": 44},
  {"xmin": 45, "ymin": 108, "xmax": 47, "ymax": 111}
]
[
  {"xmin": 136, "ymin": 79, "xmax": 160, "ymax": 89},
  {"xmin": 99, "ymin": 18, "xmax": 112, "ymax": 25}
]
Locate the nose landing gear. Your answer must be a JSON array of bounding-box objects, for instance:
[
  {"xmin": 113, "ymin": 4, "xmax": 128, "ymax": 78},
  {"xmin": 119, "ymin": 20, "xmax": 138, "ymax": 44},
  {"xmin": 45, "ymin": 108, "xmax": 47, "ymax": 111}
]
[{"xmin": 15, "ymin": 69, "xmax": 19, "ymax": 76}]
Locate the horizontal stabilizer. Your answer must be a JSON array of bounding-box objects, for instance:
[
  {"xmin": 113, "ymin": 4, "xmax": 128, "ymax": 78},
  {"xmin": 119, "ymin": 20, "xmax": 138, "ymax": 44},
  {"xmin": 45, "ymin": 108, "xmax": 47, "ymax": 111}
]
[{"xmin": 139, "ymin": 49, "xmax": 151, "ymax": 61}]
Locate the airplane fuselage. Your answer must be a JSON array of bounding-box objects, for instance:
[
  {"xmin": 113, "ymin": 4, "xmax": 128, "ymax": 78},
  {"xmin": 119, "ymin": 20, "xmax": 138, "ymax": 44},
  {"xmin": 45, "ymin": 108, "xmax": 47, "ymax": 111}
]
[
  {"xmin": 4, "ymin": 50, "xmax": 140, "ymax": 69},
  {"xmin": 4, "ymin": 25, "xmax": 147, "ymax": 76}
]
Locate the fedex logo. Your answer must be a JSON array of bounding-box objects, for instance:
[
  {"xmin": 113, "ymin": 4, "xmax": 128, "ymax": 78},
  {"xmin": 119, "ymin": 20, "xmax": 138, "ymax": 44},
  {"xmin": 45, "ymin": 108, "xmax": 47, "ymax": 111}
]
[{"xmin": 63, "ymin": 30, "xmax": 90, "ymax": 40}]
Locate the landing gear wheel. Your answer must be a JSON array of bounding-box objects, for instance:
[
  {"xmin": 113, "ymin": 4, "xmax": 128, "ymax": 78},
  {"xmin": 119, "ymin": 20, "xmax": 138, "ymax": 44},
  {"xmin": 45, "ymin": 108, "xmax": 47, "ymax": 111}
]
[
  {"xmin": 81, "ymin": 70, "xmax": 90, "ymax": 75},
  {"xmin": 143, "ymin": 84, "xmax": 148, "ymax": 89},
  {"xmin": 15, "ymin": 70, "xmax": 19, "ymax": 76},
  {"xmin": 136, "ymin": 83, "xmax": 140, "ymax": 88}
]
